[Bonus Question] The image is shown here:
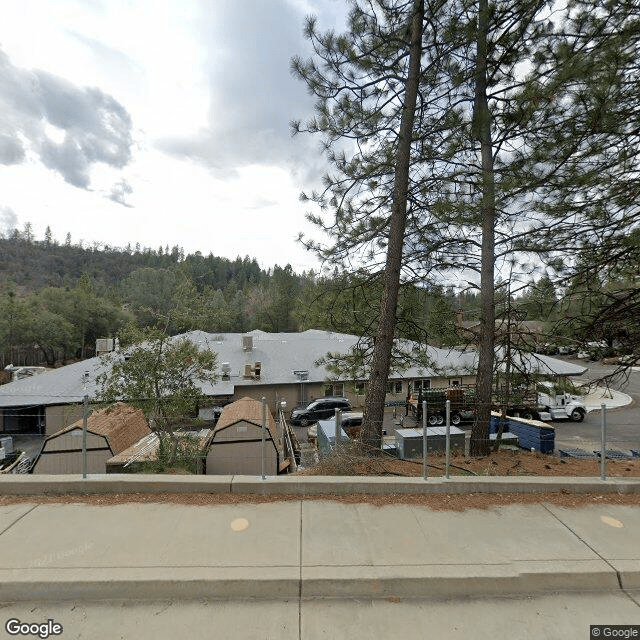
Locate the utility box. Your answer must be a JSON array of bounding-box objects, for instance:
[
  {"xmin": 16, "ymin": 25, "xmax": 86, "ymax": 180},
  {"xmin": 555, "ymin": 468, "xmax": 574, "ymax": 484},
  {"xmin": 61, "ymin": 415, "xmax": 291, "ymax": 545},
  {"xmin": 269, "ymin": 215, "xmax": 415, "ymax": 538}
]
[
  {"xmin": 395, "ymin": 426, "xmax": 465, "ymax": 458},
  {"xmin": 316, "ymin": 419, "xmax": 351, "ymax": 457}
]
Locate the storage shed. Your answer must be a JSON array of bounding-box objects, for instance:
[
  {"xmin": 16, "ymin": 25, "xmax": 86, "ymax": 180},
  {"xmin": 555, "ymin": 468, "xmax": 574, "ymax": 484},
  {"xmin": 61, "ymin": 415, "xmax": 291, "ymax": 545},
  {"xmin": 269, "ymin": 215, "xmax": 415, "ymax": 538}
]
[
  {"xmin": 206, "ymin": 397, "xmax": 288, "ymax": 475},
  {"xmin": 31, "ymin": 403, "xmax": 151, "ymax": 474}
]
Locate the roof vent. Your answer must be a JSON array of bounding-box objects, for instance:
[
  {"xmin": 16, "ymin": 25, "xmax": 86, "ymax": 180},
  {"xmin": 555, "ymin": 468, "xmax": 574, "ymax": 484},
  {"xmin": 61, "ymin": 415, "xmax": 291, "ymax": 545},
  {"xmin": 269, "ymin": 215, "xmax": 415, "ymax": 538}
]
[
  {"xmin": 254, "ymin": 361, "xmax": 261, "ymax": 379},
  {"xmin": 242, "ymin": 335, "xmax": 253, "ymax": 351}
]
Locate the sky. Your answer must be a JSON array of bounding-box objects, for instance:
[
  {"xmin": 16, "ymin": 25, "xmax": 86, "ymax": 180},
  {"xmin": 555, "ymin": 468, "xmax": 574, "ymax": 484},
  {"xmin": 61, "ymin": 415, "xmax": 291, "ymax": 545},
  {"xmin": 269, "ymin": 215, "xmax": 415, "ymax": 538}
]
[{"xmin": 0, "ymin": 0, "xmax": 348, "ymax": 273}]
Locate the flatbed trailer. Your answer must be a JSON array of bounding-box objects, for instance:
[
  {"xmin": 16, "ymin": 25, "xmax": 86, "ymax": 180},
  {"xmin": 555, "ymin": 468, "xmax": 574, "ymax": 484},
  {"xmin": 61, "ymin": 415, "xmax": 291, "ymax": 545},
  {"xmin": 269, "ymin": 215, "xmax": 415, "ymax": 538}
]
[{"xmin": 407, "ymin": 387, "xmax": 475, "ymax": 426}]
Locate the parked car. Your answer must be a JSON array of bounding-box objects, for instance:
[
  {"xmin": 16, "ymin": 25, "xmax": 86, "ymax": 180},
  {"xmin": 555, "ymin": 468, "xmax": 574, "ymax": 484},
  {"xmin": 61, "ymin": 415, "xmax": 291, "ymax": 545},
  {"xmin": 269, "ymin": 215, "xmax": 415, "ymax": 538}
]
[{"xmin": 289, "ymin": 397, "xmax": 352, "ymax": 426}]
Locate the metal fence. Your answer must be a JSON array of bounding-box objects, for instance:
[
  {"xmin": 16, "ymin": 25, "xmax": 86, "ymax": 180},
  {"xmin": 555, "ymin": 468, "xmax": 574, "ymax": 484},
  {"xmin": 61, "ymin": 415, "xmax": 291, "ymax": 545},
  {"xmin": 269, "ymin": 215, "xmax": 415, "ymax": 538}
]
[{"xmin": 7, "ymin": 397, "xmax": 639, "ymax": 480}]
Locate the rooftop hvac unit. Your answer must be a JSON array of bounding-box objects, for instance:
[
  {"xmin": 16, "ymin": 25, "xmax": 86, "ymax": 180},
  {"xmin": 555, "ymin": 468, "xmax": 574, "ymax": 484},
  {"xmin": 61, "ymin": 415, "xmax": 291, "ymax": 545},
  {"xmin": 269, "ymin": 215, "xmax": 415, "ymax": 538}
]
[
  {"xmin": 244, "ymin": 363, "xmax": 253, "ymax": 378},
  {"xmin": 221, "ymin": 362, "xmax": 231, "ymax": 380},
  {"xmin": 254, "ymin": 361, "xmax": 261, "ymax": 379},
  {"xmin": 242, "ymin": 335, "xmax": 253, "ymax": 351},
  {"xmin": 96, "ymin": 338, "xmax": 114, "ymax": 354}
]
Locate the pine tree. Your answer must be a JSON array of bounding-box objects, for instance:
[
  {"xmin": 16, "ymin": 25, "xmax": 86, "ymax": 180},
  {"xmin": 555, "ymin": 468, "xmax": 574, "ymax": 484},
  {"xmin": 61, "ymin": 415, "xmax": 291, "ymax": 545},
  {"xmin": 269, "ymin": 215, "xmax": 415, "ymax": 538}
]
[{"xmin": 293, "ymin": 0, "xmax": 426, "ymax": 450}]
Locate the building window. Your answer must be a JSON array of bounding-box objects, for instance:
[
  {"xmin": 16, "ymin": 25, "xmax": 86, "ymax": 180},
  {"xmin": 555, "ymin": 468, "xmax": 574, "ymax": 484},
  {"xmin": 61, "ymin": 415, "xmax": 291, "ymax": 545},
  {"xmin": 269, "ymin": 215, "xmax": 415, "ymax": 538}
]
[
  {"xmin": 449, "ymin": 379, "xmax": 461, "ymax": 387},
  {"xmin": 355, "ymin": 381, "xmax": 366, "ymax": 394},
  {"xmin": 325, "ymin": 383, "xmax": 344, "ymax": 397},
  {"xmin": 386, "ymin": 381, "xmax": 403, "ymax": 395},
  {"xmin": 413, "ymin": 379, "xmax": 431, "ymax": 392}
]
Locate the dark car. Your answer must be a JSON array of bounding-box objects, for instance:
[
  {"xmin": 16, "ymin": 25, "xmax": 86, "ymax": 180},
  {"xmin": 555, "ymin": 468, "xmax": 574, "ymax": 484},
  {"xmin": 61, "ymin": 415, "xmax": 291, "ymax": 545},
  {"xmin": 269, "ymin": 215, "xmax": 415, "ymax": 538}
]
[{"xmin": 289, "ymin": 397, "xmax": 352, "ymax": 426}]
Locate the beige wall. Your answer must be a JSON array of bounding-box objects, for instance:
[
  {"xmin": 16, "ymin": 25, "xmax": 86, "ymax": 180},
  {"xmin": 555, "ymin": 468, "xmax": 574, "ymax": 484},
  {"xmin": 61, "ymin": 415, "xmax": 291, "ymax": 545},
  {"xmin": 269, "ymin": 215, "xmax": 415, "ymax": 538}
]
[
  {"xmin": 206, "ymin": 420, "xmax": 279, "ymax": 476},
  {"xmin": 230, "ymin": 381, "xmax": 370, "ymax": 411},
  {"xmin": 227, "ymin": 376, "xmax": 477, "ymax": 414},
  {"xmin": 229, "ymin": 383, "xmax": 327, "ymax": 413},
  {"xmin": 334, "ymin": 376, "xmax": 478, "ymax": 406},
  {"xmin": 32, "ymin": 430, "xmax": 112, "ymax": 474},
  {"xmin": 45, "ymin": 405, "xmax": 84, "ymax": 436}
]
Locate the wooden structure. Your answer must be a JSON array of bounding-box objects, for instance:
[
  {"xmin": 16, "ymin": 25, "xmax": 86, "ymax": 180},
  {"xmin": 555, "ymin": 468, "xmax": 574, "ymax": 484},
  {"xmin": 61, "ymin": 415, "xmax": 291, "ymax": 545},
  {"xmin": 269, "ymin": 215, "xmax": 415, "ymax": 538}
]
[
  {"xmin": 106, "ymin": 428, "xmax": 214, "ymax": 473},
  {"xmin": 31, "ymin": 403, "xmax": 151, "ymax": 474},
  {"xmin": 206, "ymin": 396, "xmax": 288, "ymax": 475}
]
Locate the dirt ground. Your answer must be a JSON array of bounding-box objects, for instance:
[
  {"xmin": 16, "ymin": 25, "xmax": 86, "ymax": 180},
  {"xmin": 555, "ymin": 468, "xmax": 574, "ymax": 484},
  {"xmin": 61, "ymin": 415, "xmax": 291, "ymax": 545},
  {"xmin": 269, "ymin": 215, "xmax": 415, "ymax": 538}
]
[
  {"xmin": 1, "ymin": 490, "xmax": 640, "ymax": 511},
  {"xmin": 1, "ymin": 450, "xmax": 640, "ymax": 511},
  {"xmin": 300, "ymin": 449, "xmax": 640, "ymax": 479}
]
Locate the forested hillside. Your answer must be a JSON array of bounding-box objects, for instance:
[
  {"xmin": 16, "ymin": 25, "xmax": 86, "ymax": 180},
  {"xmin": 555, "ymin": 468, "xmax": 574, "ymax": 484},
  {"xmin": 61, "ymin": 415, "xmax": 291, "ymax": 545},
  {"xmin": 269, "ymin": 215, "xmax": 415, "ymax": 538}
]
[
  {"xmin": 3, "ymin": 226, "xmax": 618, "ymax": 371},
  {"xmin": 0, "ymin": 229, "xmax": 483, "ymax": 368},
  {"xmin": 0, "ymin": 234, "xmax": 264, "ymax": 292}
]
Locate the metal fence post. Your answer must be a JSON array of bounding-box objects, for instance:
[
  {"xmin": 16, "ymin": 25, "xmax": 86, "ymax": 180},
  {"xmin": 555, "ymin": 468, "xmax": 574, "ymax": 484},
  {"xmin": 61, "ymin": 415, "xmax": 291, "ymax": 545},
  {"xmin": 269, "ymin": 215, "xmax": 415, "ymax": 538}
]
[
  {"xmin": 82, "ymin": 371, "xmax": 89, "ymax": 479},
  {"xmin": 600, "ymin": 403, "xmax": 607, "ymax": 481},
  {"xmin": 82, "ymin": 394, "xmax": 88, "ymax": 479},
  {"xmin": 445, "ymin": 399, "xmax": 450, "ymax": 479},
  {"xmin": 422, "ymin": 400, "xmax": 427, "ymax": 480},
  {"xmin": 261, "ymin": 397, "xmax": 267, "ymax": 480},
  {"xmin": 335, "ymin": 408, "xmax": 342, "ymax": 453}
]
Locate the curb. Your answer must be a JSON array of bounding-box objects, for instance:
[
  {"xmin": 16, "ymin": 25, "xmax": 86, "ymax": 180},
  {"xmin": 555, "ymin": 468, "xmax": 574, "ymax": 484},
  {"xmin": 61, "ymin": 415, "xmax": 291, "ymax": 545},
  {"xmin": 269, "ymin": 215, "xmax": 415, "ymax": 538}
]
[
  {"xmin": 0, "ymin": 561, "xmax": 626, "ymax": 602},
  {"xmin": 2, "ymin": 474, "xmax": 640, "ymax": 496}
]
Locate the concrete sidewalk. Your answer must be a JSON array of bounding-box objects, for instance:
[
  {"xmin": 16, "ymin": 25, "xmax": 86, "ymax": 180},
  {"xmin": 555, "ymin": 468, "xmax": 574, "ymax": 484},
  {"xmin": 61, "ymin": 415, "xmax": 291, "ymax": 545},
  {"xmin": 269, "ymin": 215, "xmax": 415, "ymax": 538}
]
[
  {"xmin": 579, "ymin": 385, "xmax": 633, "ymax": 412},
  {"xmin": 1, "ymin": 499, "xmax": 640, "ymax": 603}
]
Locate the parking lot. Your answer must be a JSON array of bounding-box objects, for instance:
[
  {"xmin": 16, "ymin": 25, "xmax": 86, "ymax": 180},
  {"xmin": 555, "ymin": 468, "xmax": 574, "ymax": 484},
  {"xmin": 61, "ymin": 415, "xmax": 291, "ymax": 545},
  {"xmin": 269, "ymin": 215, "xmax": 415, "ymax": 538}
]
[{"xmin": 550, "ymin": 359, "xmax": 639, "ymax": 455}]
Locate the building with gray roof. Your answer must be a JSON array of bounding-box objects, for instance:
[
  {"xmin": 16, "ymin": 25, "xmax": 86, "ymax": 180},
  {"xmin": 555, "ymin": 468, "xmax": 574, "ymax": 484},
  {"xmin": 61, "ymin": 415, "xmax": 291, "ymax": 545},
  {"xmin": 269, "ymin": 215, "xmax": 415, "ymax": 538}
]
[{"xmin": 0, "ymin": 329, "xmax": 583, "ymax": 436}]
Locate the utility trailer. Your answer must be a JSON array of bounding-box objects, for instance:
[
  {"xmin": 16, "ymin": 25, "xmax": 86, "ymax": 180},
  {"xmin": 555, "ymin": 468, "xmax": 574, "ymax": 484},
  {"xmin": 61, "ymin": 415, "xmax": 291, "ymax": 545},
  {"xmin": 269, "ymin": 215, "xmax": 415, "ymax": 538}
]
[
  {"xmin": 407, "ymin": 381, "xmax": 586, "ymax": 426},
  {"xmin": 408, "ymin": 387, "xmax": 475, "ymax": 426}
]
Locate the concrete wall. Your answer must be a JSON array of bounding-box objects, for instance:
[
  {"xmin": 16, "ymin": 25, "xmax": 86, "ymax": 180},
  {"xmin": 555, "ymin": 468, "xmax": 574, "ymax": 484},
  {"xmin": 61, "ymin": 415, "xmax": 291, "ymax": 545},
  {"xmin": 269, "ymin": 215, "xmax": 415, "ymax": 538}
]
[
  {"xmin": 206, "ymin": 420, "xmax": 279, "ymax": 476},
  {"xmin": 45, "ymin": 405, "xmax": 84, "ymax": 436},
  {"xmin": 32, "ymin": 430, "xmax": 112, "ymax": 474}
]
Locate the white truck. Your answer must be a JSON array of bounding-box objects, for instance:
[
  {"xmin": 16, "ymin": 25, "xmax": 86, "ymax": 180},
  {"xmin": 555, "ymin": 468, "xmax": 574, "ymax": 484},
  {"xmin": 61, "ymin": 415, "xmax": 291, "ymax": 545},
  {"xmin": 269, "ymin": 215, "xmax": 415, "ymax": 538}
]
[
  {"xmin": 535, "ymin": 382, "xmax": 586, "ymax": 422},
  {"xmin": 505, "ymin": 382, "xmax": 585, "ymax": 423}
]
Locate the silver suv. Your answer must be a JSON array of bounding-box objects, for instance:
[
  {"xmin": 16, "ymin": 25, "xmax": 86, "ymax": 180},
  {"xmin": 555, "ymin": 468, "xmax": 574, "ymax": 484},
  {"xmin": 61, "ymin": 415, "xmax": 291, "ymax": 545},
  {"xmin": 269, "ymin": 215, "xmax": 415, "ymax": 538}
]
[{"xmin": 289, "ymin": 397, "xmax": 352, "ymax": 426}]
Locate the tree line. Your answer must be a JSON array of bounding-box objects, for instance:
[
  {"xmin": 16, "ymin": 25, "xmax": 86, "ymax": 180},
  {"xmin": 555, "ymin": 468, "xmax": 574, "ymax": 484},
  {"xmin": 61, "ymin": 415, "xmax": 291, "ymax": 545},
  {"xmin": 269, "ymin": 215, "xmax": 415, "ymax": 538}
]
[{"xmin": 0, "ymin": 220, "xmax": 625, "ymax": 371}]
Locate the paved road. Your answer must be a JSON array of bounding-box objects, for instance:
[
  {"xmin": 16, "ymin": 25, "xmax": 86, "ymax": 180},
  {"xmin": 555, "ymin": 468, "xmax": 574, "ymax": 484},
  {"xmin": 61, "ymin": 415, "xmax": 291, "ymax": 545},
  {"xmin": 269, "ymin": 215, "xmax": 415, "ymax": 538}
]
[{"xmin": 554, "ymin": 360, "xmax": 640, "ymax": 454}]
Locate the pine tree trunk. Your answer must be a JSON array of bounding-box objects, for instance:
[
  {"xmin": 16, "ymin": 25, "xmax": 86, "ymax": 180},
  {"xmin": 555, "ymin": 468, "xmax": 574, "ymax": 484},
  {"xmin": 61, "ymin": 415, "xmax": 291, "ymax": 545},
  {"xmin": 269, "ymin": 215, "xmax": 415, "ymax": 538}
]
[
  {"xmin": 470, "ymin": 0, "xmax": 495, "ymax": 457},
  {"xmin": 361, "ymin": 0, "xmax": 424, "ymax": 453}
]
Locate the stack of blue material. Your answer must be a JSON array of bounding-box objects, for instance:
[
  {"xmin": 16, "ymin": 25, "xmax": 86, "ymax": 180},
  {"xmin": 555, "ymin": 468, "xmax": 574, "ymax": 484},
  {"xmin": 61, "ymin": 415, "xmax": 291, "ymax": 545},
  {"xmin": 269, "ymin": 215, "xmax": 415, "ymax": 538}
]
[{"xmin": 490, "ymin": 415, "xmax": 555, "ymax": 453}]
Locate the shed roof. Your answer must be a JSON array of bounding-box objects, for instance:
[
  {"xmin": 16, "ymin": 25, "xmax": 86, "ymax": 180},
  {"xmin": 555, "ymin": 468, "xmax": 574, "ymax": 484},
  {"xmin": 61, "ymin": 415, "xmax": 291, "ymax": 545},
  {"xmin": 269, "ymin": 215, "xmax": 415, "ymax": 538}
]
[
  {"xmin": 214, "ymin": 396, "xmax": 279, "ymax": 443},
  {"xmin": 50, "ymin": 403, "xmax": 151, "ymax": 455},
  {"xmin": 107, "ymin": 428, "xmax": 214, "ymax": 467}
]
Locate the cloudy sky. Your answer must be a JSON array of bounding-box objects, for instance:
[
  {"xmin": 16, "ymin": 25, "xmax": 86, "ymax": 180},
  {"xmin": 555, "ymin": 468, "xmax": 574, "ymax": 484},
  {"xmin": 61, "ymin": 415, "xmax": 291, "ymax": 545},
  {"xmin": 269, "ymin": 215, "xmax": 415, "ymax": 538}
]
[{"xmin": 0, "ymin": 0, "xmax": 348, "ymax": 272}]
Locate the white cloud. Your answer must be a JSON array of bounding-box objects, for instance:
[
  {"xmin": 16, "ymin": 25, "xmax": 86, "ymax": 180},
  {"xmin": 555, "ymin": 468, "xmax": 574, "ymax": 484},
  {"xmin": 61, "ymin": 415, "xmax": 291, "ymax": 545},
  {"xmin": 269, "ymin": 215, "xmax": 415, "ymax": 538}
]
[
  {"xmin": 0, "ymin": 0, "xmax": 347, "ymax": 272},
  {"xmin": 0, "ymin": 48, "xmax": 133, "ymax": 188},
  {"xmin": 0, "ymin": 206, "xmax": 18, "ymax": 236}
]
